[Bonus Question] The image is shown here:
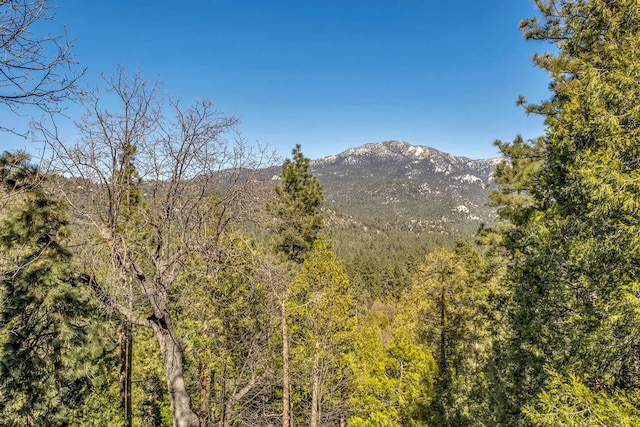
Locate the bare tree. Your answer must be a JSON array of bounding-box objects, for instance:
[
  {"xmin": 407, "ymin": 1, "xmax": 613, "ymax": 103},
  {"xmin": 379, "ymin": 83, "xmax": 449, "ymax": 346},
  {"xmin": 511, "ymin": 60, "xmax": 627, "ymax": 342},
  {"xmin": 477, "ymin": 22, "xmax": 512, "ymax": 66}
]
[
  {"xmin": 0, "ymin": 0, "xmax": 83, "ymax": 132},
  {"xmin": 38, "ymin": 67, "xmax": 275, "ymax": 427}
]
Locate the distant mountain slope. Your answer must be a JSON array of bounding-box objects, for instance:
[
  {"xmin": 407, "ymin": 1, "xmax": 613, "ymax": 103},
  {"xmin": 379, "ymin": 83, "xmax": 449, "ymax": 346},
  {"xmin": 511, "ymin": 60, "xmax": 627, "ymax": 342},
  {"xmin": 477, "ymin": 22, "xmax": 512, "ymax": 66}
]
[{"xmin": 310, "ymin": 140, "xmax": 500, "ymax": 235}]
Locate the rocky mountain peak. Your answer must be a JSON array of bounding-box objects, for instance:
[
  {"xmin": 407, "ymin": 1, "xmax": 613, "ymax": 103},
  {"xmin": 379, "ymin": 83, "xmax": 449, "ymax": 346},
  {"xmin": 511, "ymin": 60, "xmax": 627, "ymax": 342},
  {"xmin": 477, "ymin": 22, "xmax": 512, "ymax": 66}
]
[
  {"xmin": 314, "ymin": 140, "xmax": 446, "ymax": 166},
  {"xmin": 309, "ymin": 140, "xmax": 501, "ymax": 234},
  {"xmin": 312, "ymin": 140, "xmax": 500, "ymax": 184}
]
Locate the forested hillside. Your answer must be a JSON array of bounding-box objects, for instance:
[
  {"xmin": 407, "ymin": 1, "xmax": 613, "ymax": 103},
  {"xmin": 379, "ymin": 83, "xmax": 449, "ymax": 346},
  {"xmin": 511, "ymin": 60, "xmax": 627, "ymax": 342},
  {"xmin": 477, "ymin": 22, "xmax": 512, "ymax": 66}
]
[
  {"xmin": 310, "ymin": 140, "xmax": 498, "ymax": 304},
  {"xmin": 3, "ymin": 0, "xmax": 640, "ymax": 426},
  {"xmin": 313, "ymin": 140, "xmax": 498, "ymax": 232}
]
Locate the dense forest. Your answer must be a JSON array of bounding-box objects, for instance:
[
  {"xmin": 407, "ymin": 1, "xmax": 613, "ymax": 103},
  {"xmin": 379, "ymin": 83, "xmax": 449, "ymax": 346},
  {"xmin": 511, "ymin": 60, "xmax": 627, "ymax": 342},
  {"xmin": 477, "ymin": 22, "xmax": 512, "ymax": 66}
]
[{"xmin": 3, "ymin": 0, "xmax": 640, "ymax": 426}]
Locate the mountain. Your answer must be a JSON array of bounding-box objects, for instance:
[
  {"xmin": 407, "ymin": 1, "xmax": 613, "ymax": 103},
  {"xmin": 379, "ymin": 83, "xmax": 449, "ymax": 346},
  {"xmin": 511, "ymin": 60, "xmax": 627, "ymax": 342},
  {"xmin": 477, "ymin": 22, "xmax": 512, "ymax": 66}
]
[{"xmin": 309, "ymin": 140, "xmax": 500, "ymax": 236}]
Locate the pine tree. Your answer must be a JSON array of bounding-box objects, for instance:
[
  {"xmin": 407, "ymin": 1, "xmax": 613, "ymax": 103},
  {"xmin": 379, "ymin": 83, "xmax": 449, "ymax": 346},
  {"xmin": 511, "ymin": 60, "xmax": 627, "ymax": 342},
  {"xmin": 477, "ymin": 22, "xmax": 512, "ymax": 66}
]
[
  {"xmin": 288, "ymin": 237, "xmax": 355, "ymax": 426},
  {"xmin": 523, "ymin": 370, "xmax": 640, "ymax": 426},
  {"xmin": 397, "ymin": 245, "xmax": 493, "ymax": 426},
  {"xmin": 0, "ymin": 154, "xmax": 101, "ymax": 426},
  {"xmin": 488, "ymin": 1, "xmax": 640, "ymax": 423},
  {"xmin": 270, "ymin": 144, "xmax": 324, "ymax": 263},
  {"xmin": 0, "ymin": 151, "xmax": 37, "ymax": 193},
  {"xmin": 269, "ymin": 145, "xmax": 325, "ymax": 427},
  {"xmin": 348, "ymin": 299, "xmax": 436, "ymax": 426}
]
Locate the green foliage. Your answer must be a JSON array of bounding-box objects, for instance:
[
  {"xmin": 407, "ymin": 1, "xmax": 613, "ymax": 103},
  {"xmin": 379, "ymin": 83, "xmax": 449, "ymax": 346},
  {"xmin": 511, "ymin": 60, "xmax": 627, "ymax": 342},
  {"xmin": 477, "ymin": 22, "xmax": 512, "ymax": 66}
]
[
  {"xmin": 67, "ymin": 345, "xmax": 126, "ymax": 427},
  {"xmin": 0, "ymin": 154, "xmax": 106, "ymax": 425},
  {"xmin": 288, "ymin": 237, "xmax": 353, "ymax": 345},
  {"xmin": 270, "ymin": 144, "xmax": 324, "ymax": 262},
  {"xmin": 133, "ymin": 328, "xmax": 171, "ymax": 427},
  {"xmin": 486, "ymin": 0, "xmax": 640, "ymax": 424},
  {"xmin": 348, "ymin": 300, "xmax": 436, "ymax": 426},
  {"xmin": 333, "ymin": 226, "xmax": 451, "ymax": 305},
  {"xmin": 488, "ymin": 136, "xmax": 544, "ymax": 230},
  {"xmin": 176, "ymin": 233, "xmax": 272, "ymax": 426},
  {"xmin": 287, "ymin": 236, "xmax": 355, "ymax": 424},
  {"xmin": 524, "ymin": 371, "xmax": 640, "ymax": 427},
  {"xmin": 396, "ymin": 244, "xmax": 493, "ymax": 426},
  {"xmin": 0, "ymin": 151, "xmax": 38, "ymax": 193}
]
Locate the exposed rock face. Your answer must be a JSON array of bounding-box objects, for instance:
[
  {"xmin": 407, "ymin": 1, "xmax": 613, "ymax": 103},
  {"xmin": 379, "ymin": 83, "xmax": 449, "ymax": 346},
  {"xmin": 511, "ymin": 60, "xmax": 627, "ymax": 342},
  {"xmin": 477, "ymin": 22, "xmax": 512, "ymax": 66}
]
[{"xmin": 310, "ymin": 140, "xmax": 500, "ymax": 234}]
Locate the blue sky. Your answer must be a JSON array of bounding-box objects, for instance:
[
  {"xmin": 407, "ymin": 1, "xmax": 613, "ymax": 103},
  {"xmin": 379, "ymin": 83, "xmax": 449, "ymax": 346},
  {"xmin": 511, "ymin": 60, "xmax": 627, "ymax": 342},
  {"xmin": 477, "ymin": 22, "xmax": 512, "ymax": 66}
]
[{"xmin": 2, "ymin": 0, "xmax": 551, "ymax": 160}]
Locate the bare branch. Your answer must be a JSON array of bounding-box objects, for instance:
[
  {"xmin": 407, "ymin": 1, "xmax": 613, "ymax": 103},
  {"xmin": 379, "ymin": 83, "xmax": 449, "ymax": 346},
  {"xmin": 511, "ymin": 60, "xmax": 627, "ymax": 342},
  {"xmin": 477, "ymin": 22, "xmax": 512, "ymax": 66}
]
[
  {"xmin": 0, "ymin": 0, "xmax": 85, "ymax": 135},
  {"xmin": 38, "ymin": 67, "xmax": 277, "ymax": 426},
  {"xmin": 77, "ymin": 273, "xmax": 152, "ymax": 328}
]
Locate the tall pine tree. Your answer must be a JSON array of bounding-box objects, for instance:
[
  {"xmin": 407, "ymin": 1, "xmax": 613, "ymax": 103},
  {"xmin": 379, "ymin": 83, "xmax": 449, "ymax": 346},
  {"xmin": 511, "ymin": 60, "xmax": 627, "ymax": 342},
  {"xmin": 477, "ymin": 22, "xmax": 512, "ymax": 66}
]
[
  {"xmin": 269, "ymin": 145, "xmax": 324, "ymax": 427},
  {"xmin": 0, "ymin": 153, "xmax": 101, "ymax": 426},
  {"xmin": 271, "ymin": 144, "xmax": 324, "ymax": 263},
  {"xmin": 488, "ymin": 1, "xmax": 640, "ymax": 424}
]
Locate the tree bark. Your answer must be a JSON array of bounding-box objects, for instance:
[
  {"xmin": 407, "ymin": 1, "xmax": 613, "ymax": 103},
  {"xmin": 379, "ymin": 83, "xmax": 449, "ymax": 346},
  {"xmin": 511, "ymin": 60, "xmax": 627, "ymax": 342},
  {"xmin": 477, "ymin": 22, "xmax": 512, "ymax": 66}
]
[
  {"xmin": 155, "ymin": 322, "xmax": 200, "ymax": 427},
  {"xmin": 440, "ymin": 285, "xmax": 446, "ymax": 371},
  {"xmin": 310, "ymin": 353, "xmax": 321, "ymax": 427},
  {"xmin": 281, "ymin": 301, "xmax": 292, "ymax": 427},
  {"xmin": 120, "ymin": 320, "xmax": 133, "ymax": 427},
  {"xmin": 199, "ymin": 362, "xmax": 208, "ymax": 427},
  {"xmin": 218, "ymin": 364, "xmax": 227, "ymax": 427},
  {"xmin": 26, "ymin": 400, "xmax": 35, "ymax": 427}
]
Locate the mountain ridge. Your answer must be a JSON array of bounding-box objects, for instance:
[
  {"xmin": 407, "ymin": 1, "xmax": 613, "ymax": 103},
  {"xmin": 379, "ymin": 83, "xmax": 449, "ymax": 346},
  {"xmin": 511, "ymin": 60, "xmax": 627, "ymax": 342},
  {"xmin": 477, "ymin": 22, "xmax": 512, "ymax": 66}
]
[
  {"xmin": 308, "ymin": 140, "xmax": 499, "ymax": 236},
  {"xmin": 314, "ymin": 139, "xmax": 499, "ymax": 163}
]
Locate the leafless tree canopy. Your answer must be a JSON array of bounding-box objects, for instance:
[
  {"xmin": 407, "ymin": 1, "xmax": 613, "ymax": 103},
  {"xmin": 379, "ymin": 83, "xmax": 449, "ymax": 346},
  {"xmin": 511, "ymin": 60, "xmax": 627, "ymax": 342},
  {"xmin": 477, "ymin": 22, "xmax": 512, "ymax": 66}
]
[
  {"xmin": 38, "ymin": 67, "xmax": 276, "ymax": 427},
  {"xmin": 0, "ymin": 0, "xmax": 83, "ymax": 122}
]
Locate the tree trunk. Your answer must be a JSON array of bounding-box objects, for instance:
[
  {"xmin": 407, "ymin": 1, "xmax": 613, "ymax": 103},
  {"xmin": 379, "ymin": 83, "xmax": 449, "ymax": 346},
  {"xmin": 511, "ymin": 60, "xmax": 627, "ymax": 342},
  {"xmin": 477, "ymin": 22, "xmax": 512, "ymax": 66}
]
[
  {"xmin": 281, "ymin": 301, "xmax": 292, "ymax": 427},
  {"xmin": 199, "ymin": 362, "xmax": 208, "ymax": 427},
  {"xmin": 120, "ymin": 320, "xmax": 133, "ymax": 427},
  {"xmin": 52, "ymin": 325, "xmax": 65, "ymax": 416},
  {"xmin": 440, "ymin": 286, "xmax": 446, "ymax": 371},
  {"xmin": 218, "ymin": 365, "xmax": 227, "ymax": 427},
  {"xmin": 26, "ymin": 400, "xmax": 35, "ymax": 427},
  {"xmin": 310, "ymin": 353, "xmax": 320, "ymax": 427},
  {"xmin": 155, "ymin": 325, "xmax": 199, "ymax": 427}
]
